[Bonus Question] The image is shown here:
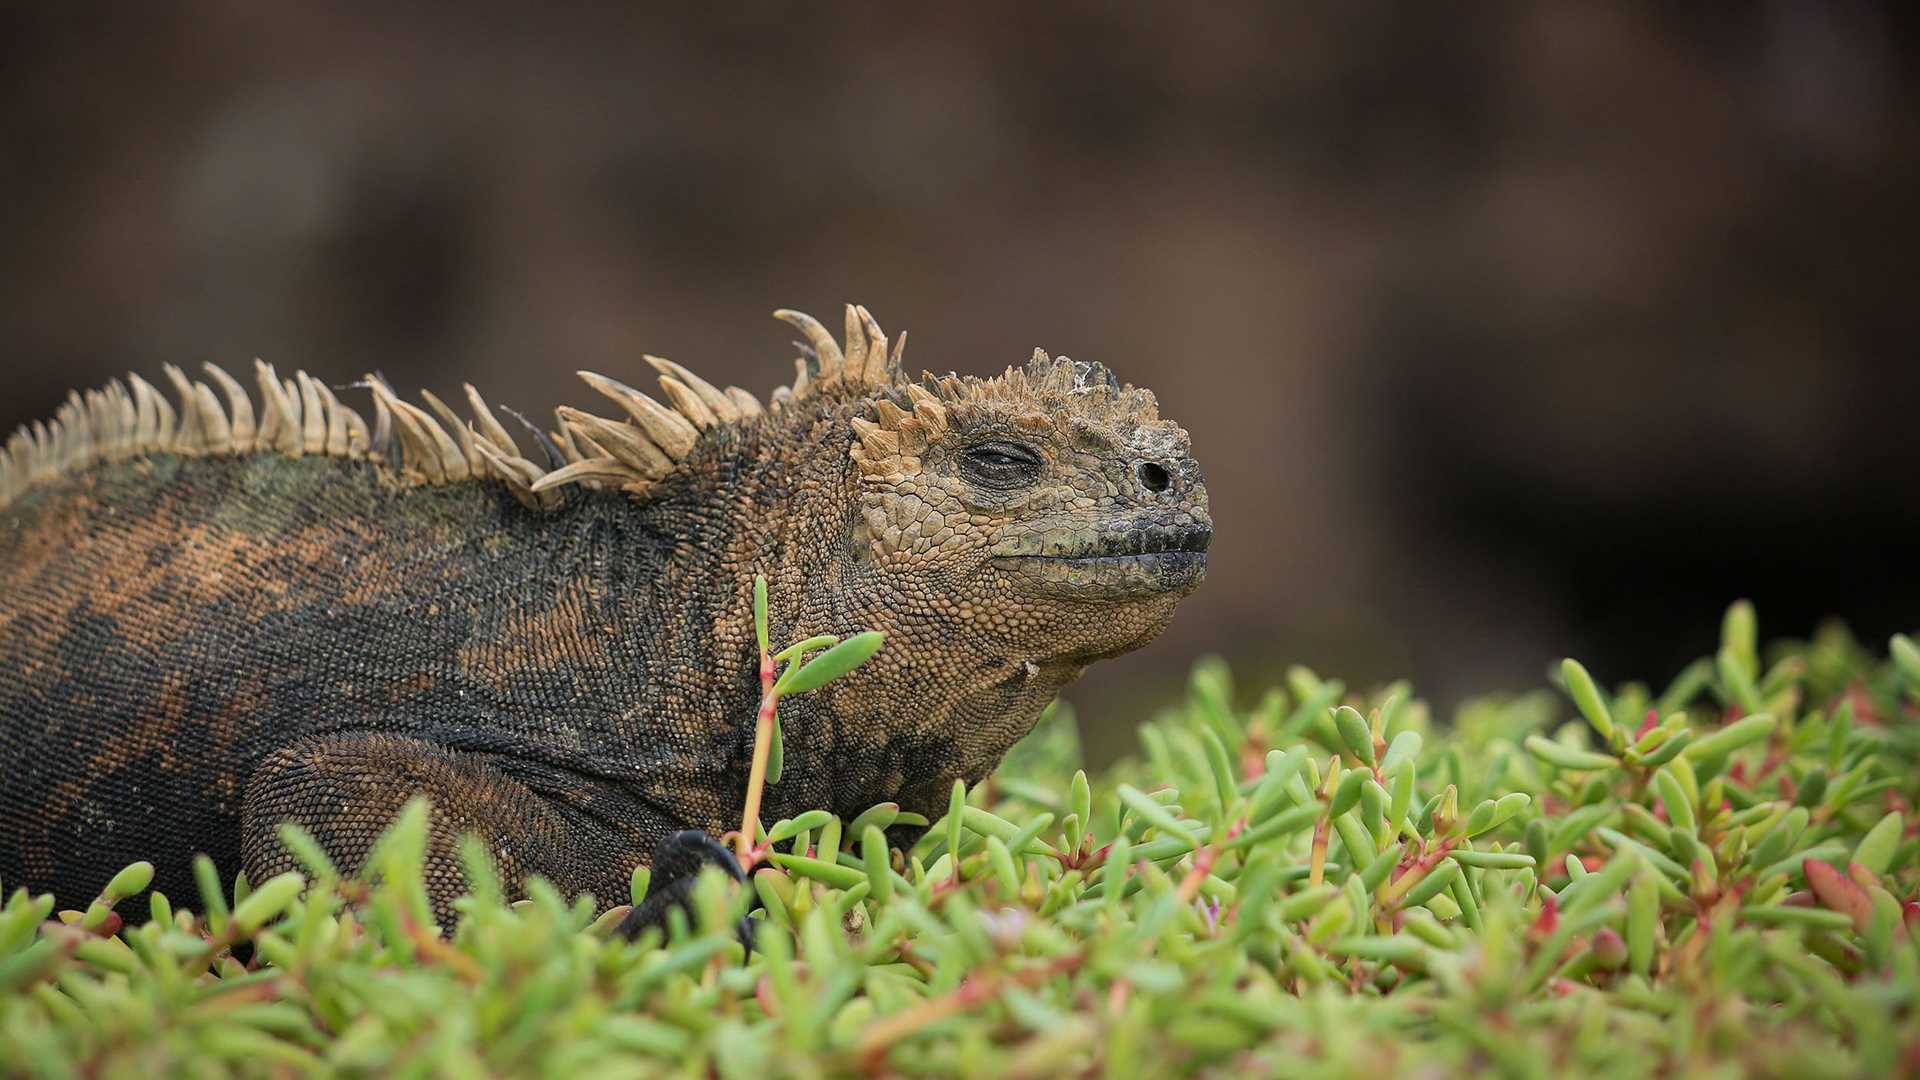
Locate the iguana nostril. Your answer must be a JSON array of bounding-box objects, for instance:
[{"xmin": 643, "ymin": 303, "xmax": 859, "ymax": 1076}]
[{"xmin": 1137, "ymin": 461, "xmax": 1172, "ymax": 493}]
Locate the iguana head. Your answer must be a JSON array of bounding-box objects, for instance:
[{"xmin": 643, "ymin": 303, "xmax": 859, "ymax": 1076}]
[
  {"xmin": 748, "ymin": 305, "xmax": 1210, "ymax": 817},
  {"xmin": 843, "ymin": 344, "xmax": 1210, "ymax": 665}
]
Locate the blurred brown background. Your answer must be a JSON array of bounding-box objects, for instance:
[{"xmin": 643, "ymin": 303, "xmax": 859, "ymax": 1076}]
[{"xmin": 4, "ymin": 3, "xmax": 1916, "ymax": 756}]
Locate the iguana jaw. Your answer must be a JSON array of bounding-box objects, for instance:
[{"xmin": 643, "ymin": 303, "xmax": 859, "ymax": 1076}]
[
  {"xmin": 988, "ymin": 519, "xmax": 1211, "ymax": 600},
  {"xmin": 991, "ymin": 549, "xmax": 1208, "ymax": 599}
]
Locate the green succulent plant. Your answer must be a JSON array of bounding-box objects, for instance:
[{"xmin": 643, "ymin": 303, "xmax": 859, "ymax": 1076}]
[{"xmin": 2, "ymin": 603, "xmax": 1916, "ymax": 1077}]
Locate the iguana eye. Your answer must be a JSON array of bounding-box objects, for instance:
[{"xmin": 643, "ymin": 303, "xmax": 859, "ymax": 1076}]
[{"xmin": 960, "ymin": 440, "xmax": 1043, "ymax": 490}]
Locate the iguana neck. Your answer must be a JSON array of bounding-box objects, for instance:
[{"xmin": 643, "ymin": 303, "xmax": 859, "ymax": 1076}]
[{"xmin": 626, "ymin": 402, "xmax": 1078, "ymax": 825}]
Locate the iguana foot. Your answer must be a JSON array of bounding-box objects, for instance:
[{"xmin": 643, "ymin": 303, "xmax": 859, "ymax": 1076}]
[{"xmin": 615, "ymin": 830, "xmax": 754, "ymax": 948}]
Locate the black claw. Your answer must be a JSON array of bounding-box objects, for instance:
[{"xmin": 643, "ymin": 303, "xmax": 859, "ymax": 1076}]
[
  {"xmin": 614, "ymin": 830, "xmax": 755, "ymax": 951},
  {"xmin": 651, "ymin": 829, "xmax": 745, "ymax": 882}
]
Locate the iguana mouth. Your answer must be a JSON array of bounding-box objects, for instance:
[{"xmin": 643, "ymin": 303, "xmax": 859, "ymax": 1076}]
[
  {"xmin": 993, "ymin": 522, "xmax": 1212, "ymax": 560},
  {"xmin": 1064, "ymin": 523, "xmax": 1213, "ymax": 560},
  {"xmin": 990, "ymin": 523, "xmax": 1211, "ymax": 598}
]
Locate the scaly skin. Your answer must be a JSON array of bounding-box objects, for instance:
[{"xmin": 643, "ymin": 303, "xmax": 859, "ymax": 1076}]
[{"xmin": 0, "ymin": 305, "xmax": 1210, "ymax": 924}]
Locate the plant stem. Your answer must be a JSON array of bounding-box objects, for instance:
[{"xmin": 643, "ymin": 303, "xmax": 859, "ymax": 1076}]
[
  {"xmin": 854, "ymin": 953, "xmax": 1083, "ymax": 1071},
  {"xmin": 737, "ymin": 646, "xmax": 779, "ymax": 865},
  {"xmin": 1309, "ymin": 817, "xmax": 1330, "ymax": 887},
  {"xmin": 1381, "ymin": 839, "xmax": 1455, "ymax": 907}
]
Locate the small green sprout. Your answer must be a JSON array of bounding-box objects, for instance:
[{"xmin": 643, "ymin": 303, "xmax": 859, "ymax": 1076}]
[{"xmin": 736, "ymin": 573, "xmax": 886, "ymax": 866}]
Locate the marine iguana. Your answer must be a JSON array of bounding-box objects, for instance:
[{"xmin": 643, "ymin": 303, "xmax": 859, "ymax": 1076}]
[{"xmin": 0, "ymin": 305, "xmax": 1211, "ymax": 925}]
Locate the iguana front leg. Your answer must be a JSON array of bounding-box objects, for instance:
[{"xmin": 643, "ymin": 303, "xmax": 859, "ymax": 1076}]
[{"xmin": 241, "ymin": 733, "xmax": 650, "ymax": 927}]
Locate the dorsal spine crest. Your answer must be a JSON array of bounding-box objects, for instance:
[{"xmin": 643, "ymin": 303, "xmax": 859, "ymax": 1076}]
[{"xmin": 1, "ymin": 303, "xmax": 1164, "ymax": 513}]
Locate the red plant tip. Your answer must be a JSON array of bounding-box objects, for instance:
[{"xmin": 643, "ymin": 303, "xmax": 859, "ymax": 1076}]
[
  {"xmin": 1065, "ymin": 841, "xmax": 1114, "ymax": 873},
  {"xmin": 1638, "ymin": 709, "xmax": 1659, "ymax": 738},
  {"xmin": 1804, "ymin": 859, "xmax": 1873, "ymax": 931},
  {"xmin": 1590, "ymin": 927, "xmax": 1628, "ymax": 969},
  {"xmin": 730, "ymin": 838, "xmax": 773, "ymax": 872},
  {"xmin": 1690, "ymin": 860, "xmax": 1719, "ymax": 904},
  {"xmin": 1532, "ymin": 893, "xmax": 1560, "ymax": 938},
  {"xmin": 1842, "ymin": 685, "xmax": 1884, "ymax": 727}
]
